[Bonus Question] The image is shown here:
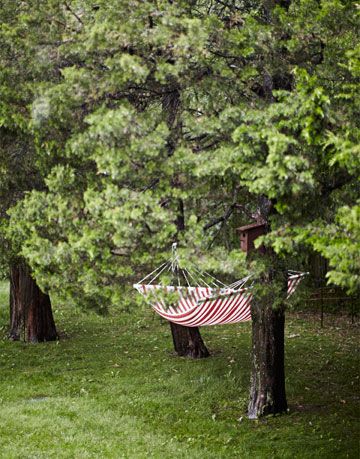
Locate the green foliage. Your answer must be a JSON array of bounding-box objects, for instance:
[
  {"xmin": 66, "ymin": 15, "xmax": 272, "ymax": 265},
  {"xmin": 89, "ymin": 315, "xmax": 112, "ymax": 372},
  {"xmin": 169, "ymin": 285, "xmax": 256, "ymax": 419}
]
[
  {"xmin": 309, "ymin": 204, "xmax": 360, "ymax": 292},
  {"xmin": 2, "ymin": 0, "xmax": 360, "ymax": 305},
  {"xmin": 5, "ymin": 0, "xmax": 255, "ymax": 304},
  {"xmin": 0, "ymin": 0, "xmax": 66, "ymax": 272},
  {"xmin": 231, "ymin": 0, "xmax": 359, "ymax": 294}
]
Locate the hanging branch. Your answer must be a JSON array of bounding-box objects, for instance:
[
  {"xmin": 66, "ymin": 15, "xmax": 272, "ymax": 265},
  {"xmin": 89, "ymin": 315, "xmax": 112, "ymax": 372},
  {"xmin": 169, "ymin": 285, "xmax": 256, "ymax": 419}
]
[
  {"xmin": 205, "ymin": 202, "xmax": 257, "ymax": 249},
  {"xmin": 64, "ymin": 2, "xmax": 84, "ymax": 25},
  {"xmin": 203, "ymin": 204, "xmax": 235, "ymax": 231},
  {"xmin": 203, "ymin": 203, "xmax": 255, "ymax": 231}
]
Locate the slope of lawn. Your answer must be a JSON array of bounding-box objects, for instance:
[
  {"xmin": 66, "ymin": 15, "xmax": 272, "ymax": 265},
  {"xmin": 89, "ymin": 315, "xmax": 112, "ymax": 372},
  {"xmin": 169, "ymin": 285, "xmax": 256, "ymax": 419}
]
[{"xmin": 0, "ymin": 280, "xmax": 358, "ymax": 458}]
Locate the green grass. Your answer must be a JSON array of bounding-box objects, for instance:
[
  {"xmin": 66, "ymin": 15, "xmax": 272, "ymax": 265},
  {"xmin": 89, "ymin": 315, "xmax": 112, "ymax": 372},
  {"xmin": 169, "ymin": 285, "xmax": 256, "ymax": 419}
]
[{"xmin": 0, "ymin": 281, "xmax": 358, "ymax": 459}]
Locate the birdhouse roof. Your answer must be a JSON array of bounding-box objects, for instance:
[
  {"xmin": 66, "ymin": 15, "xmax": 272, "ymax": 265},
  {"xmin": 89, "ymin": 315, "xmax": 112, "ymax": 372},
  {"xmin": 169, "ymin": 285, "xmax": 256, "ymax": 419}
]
[{"xmin": 237, "ymin": 222, "xmax": 266, "ymax": 232}]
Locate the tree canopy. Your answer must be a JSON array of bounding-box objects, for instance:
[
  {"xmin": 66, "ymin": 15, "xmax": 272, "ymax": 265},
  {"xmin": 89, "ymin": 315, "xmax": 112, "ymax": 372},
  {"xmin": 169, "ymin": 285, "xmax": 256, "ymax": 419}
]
[{"xmin": 3, "ymin": 0, "xmax": 358, "ymax": 306}]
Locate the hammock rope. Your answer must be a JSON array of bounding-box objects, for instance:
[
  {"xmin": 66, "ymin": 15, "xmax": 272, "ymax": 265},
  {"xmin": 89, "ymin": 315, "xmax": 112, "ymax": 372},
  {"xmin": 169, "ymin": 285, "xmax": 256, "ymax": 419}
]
[{"xmin": 134, "ymin": 244, "xmax": 307, "ymax": 327}]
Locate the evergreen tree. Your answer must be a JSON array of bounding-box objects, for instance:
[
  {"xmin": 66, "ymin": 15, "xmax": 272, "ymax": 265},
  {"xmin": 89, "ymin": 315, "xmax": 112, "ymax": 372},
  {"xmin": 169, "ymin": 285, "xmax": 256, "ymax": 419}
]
[
  {"xmin": 0, "ymin": 0, "xmax": 71, "ymax": 341},
  {"xmin": 6, "ymin": 0, "xmax": 359, "ymax": 414}
]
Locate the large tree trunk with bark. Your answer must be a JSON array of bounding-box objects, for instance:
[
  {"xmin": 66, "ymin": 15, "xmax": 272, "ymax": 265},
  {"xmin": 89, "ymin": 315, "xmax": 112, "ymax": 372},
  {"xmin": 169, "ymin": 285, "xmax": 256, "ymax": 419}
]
[
  {"xmin": 9, "ymin": 263, "xmax": 58, "ymax": 342},
  {"xmin": 246, "ymin": 196, "xmax": 288, "ymax": 418},
  {"xmin": 248, "ymin": 264, "xmax": 287, "ymax": 419},
  {"xmin": 248, "ymin": 296, "xmax": 287, "ymax": 418},
  {"xmin": 169, "ymin": 322, "xmax": 210, "ymax": 358}
]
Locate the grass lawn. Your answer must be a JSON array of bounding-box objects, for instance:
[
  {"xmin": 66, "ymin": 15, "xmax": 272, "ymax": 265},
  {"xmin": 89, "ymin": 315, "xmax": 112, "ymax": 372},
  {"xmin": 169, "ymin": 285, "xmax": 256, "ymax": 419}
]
[{"xmin": 0, "ymin": 280, "xmax": 359, "ymax": 458}]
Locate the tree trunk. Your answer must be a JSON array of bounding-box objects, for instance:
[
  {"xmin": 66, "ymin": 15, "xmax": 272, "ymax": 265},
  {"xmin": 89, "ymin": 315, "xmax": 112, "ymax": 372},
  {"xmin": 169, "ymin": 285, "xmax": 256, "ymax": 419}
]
[
  {"xmin": 169, "ymin": 198, "xmax": 210, "ymax": 359},
  {"xmin": 163, "ymin": 89, "xmax": 210, "ymax": 359},
  {"xmin": 170, "ymin": 198, "xmax": 210, "ymax": 358},
  {"xmin": 169, "ymin": 322, "xmax": 210, "ymax": 358},
  {"xmin": 247, "ymin": 274, "xmax": 287, "ymax": 418},
  {"xmin": 9, "ymin": 263, "xmax": 58, "ymax": 342}
]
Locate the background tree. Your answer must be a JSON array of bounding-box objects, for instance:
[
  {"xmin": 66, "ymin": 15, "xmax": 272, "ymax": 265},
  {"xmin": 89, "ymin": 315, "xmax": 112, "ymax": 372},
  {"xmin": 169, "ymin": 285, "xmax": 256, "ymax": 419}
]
[
  {"xmin": 0, "ymin": 0, "xmax": 74, "ymax": 341},
  {"xmin": 9, "ymin": 0, "xmax": 253, "ymax": 351}
]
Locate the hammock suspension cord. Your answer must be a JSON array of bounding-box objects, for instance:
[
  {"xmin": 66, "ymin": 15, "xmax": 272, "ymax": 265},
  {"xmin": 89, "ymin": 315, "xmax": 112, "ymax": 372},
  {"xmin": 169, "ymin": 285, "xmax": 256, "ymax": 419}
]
[{"xmin": 134, "ymin": 244, "xmax": 306, "ymax": 327}]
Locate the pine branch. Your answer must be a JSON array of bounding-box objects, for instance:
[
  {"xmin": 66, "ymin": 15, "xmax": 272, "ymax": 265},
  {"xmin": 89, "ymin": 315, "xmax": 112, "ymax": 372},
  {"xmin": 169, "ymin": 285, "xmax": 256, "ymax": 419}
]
[{"xmin": 64, "ymin": 2, "xmax": 84, "ymax": 25}]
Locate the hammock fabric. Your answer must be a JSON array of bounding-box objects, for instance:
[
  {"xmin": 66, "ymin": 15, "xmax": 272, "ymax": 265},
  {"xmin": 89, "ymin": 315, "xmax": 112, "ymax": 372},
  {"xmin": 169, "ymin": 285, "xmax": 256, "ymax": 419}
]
[
  {"xmin": 134, "ymin": 284, "xmax": 253, "ymax": 326},
  {"xmin": 134, "ymin": 248, "xmax": 306, "ymax": 328}
]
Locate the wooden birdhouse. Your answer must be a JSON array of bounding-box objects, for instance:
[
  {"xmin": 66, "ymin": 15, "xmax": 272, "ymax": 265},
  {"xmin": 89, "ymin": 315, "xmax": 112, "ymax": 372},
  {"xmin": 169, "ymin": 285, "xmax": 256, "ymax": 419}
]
[{"xmin": 237, "ymin": 222, "xmax": 266, "ymax": 254}]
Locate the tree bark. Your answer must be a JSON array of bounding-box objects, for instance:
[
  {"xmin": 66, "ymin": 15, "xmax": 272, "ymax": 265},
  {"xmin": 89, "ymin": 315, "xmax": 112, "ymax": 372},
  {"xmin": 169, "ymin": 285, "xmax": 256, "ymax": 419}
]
[
  {"xmin": 248, "ymin": 297, "xmax": 287, "ymax": 418},
  {"xmin": 169, "ymin": 322, "xmax": 210, "ymax": 358},
  {"xmin": 9, "ymin": 263, "xmax": 58, "ymax": 342},
  {"xmin": 246, "ymin": 196, "xmax": 288, "ymax": 418}
]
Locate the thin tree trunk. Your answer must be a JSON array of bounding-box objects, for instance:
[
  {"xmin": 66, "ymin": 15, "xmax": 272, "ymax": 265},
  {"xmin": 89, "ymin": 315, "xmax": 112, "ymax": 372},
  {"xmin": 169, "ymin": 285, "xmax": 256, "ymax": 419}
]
[
  {"xmin": 9, "ymin": 263, "xmax": 58, "ymax": 342},
  {"xmin": 170, "ymin": 322, "xmax": 210, "ymax": 358},
  {"xmin": 163, "ymin": 89, "xmax": 210, "ymax": 359},
  {"xmin": 170, "ymin": 199, "xmax": 210, "ymax": 358}
]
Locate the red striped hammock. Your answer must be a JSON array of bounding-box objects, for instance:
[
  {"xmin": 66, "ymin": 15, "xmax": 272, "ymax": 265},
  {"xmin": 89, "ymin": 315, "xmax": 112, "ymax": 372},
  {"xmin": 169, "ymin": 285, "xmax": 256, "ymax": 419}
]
[{"xmin": 134, "ymin": 272, "xmax": 305, "ymax": 328}]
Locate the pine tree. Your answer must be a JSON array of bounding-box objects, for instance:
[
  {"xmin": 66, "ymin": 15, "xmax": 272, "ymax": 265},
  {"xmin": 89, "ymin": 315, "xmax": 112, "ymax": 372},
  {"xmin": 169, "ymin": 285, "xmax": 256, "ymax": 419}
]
[{"xmin": 6, "ymin": 0, "xmax": 359, "ymax": 414}]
